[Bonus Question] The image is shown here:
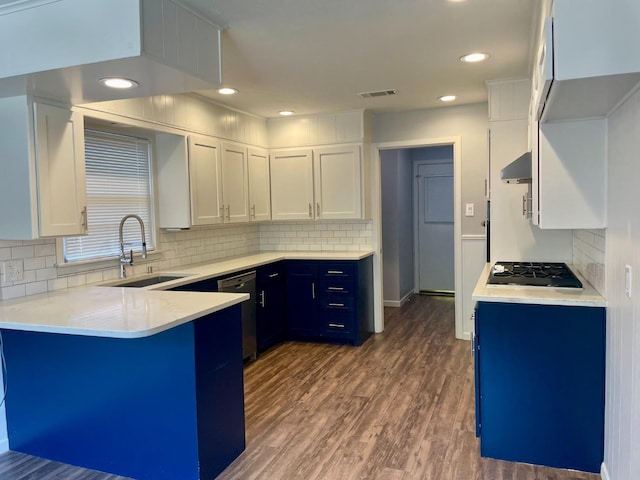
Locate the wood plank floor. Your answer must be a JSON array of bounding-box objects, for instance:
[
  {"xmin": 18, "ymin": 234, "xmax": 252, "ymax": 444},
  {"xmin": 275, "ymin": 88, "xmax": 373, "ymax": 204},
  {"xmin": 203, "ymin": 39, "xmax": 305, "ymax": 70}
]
[
  {"xmin": 0, "ymin": 295, "xmax": 601, "ymax": 479},
  {"xmin": 219, "ymin": 295, "xmax": 601, "ymax": 480}
]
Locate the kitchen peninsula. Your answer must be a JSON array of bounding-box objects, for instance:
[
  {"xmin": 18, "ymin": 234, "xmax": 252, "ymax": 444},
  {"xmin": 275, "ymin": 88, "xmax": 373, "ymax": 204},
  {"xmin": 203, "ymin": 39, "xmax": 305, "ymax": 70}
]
[
  {"xmin": 0, "ymin": 287, "xmax": 249, "ymax": 480},
  {"xmin": 0, "ymin": 250, "xmax": 374, "ymax": 479}
]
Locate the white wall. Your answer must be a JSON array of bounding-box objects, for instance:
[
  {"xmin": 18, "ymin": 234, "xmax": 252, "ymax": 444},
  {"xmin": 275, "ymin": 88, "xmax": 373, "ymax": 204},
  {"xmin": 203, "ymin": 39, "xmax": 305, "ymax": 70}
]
[
  {"xmin": 380, "ymin": 149, "xmax": 414, "ymax": 305},
  {"xmin": 602, "ymin": 84, "xmax": 640, "ymax": 480},
  {"xmin": 373, "ymin": 103, "xmax": 488, "ymax": 236}
]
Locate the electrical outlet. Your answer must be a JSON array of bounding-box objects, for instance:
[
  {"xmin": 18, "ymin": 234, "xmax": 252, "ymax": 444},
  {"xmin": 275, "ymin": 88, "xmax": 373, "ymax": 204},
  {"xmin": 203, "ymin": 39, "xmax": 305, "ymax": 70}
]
[{"xmin": 1, "ymin": 260, "xmax": 24, "ymax": 283}]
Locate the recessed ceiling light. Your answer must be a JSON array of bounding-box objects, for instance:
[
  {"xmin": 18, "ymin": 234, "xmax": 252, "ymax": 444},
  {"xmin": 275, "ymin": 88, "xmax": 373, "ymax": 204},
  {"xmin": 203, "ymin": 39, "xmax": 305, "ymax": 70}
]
[
  {"xmin": 460, "ymin": 52, "xmax": 490, "ymax": 63},
  {"xmin": 279, "ymin": 110, "xmax": 295, "ymax": 116},
  {"xmin": 99, "ymin": 78, "xmax": 139, "ymax": 89},
  {"xmin": 439, "ymin": 95, "xmax": 457, "ymax": 102},
  {"xmin": 218, "ymin": 87, "xmax": 238, "ymax": 95}
]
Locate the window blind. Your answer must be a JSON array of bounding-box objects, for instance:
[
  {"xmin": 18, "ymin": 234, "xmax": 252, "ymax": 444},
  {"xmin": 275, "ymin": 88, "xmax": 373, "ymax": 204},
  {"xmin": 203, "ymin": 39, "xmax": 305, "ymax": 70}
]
[{"xmin": 63, "ymin": 130, "xmax": 155, "ymax": 263}]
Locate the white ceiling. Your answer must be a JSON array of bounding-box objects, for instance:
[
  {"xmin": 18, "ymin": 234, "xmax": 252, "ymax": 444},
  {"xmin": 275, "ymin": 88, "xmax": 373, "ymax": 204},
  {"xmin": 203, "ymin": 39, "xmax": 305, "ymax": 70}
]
[{"xmin": 182, "ymin": 0, "xmax": 540, "ymax": 118}]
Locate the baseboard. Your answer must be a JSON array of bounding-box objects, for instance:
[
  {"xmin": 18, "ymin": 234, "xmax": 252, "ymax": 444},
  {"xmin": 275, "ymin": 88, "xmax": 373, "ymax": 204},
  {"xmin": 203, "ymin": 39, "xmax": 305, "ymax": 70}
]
[
  {"xmin": 601, "ymin": 461, "xmax": 610, "ymax": 480},
  {"xmin": 383, "ymin": 291, "xmax": 413, "ymax": 308}
]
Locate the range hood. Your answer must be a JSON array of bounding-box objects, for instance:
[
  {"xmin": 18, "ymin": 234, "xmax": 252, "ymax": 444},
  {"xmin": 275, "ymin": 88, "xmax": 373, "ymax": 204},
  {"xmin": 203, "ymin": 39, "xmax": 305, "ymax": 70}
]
[{"xmin": 500, "ymin": 151, "xmax": 532, "ymax": 184}]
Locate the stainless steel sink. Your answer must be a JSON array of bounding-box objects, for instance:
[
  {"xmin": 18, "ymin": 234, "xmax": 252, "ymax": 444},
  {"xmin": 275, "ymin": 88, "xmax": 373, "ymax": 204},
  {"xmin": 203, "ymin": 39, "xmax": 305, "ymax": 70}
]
[{"xmin": 101, "ymin": 274, "xmax": 190, "ymax": 288}]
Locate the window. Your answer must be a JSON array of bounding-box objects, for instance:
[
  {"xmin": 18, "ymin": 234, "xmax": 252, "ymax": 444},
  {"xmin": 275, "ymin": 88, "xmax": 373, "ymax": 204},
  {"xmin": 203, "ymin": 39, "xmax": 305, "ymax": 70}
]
[{"xmin": 62, "ymin": 129, "xmax": 155, "ymax": 263}]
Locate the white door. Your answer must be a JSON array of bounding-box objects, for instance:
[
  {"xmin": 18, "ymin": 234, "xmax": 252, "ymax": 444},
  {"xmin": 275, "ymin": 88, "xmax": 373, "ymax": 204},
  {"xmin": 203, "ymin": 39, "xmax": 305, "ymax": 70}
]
[
  {"xmin": 221, "ymin": 141, "xmax": 250, "ymax": 223},
  {"xmin": 189, "ymin": 135, "xmax": 223, "ymax": 226},
  {"xmin": 417, "ymin": 162, "xmax": 454, "ymax": 292},
  {"xmin": 34, "ymin": 103, "xmax": 87, "ymax": 237},
  {"xmin": 248, "ymin": 146, "xmax": 271, "ymax": 222},
  {"xmin": 270, "ymin": 149, "xmax": 314, "ymax": 220},
  {"xmin": 314, "ymin": 145, "xmax": 362, "ymax": 219}
]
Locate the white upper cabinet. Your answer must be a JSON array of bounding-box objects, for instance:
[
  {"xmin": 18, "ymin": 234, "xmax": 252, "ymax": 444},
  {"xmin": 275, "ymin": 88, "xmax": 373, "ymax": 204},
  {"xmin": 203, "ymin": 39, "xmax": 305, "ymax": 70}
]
[
  {"xmin": 220, "ymin": 141, "xmax": 250, "ymax": 224},
  {"xmin": 270, "ymin": 149, "xmax": 315, "ymax": 221},
  {"xmin": 247, "ymin": 147, "xmax": 271, "ymax": 222},
  {"xmin": 156, "ymin": 134, "xmax": 227, "ymax": 228},
  {"xmin": 189, "ymin": 135, "xmax": 223, "ymax": 226},
  {"xmin": 34, "ymin": 103, "xmax": 87, "ymax": 237},
  {"xmin": 0, "ymin": 96, "xmax": 87, "ymax": 240},
  {"xmin": 534, "ymin": 119, "xmax": 606, "ymax": 229},
  {"xmin": 314, "ymin": 145, "xmax": 362, "ymax": 220},
  {"xmin": 537, "ymin": 0, "xmax": 640, "ymax": 122},
  {"xmin": 270, "ymin": 146, "xmax": 364, "ymax": 221}
]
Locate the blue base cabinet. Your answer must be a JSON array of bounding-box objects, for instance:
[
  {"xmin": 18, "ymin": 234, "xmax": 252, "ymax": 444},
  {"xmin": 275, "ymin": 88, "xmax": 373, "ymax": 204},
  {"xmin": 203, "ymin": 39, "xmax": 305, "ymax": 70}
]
[
  {"xmin": 256, "ymin": 262, "xmax": 287, "ymax": 354},
  {"xmin": 2, "ymin": 306, "xmax": 245, "ymax": 480},
  {"xmin": 474, "ymin": 301, "xmax": 605, "ymax": 473},
  {"xmin": 286, "ymin": 257, "xmax": 374, "ymax": 346}
]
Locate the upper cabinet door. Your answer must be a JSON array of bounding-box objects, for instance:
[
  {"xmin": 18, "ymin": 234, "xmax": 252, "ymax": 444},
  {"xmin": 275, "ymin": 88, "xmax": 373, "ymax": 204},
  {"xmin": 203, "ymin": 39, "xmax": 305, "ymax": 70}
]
[
  {"xmin": 270, "ymin": 149, "xmax": 314, "ymax": 220},
  {"xmin": 221, "ymin": 141, "xmax": 250, "ymax": 223},
  {"xmin": 34, "ymin": 103, "xmax": 87, "ymax": 237},
  {"xmin": 189, "ymin": 135, "xmax": 223, "ymax": 226},
  {"xmin": 248, "ymin": 146, "xmax": 271, "ymax": 222},
  {"xmin": 314, "ymin": 145, "xmax": 362, "ymax": 220}
]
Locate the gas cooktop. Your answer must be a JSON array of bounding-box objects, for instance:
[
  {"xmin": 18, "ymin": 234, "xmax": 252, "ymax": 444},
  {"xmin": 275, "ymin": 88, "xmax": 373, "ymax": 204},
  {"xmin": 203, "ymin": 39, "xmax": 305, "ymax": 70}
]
[{"xmin": 487, "ymin": 262, "xmax": 583, "ymax": 289}]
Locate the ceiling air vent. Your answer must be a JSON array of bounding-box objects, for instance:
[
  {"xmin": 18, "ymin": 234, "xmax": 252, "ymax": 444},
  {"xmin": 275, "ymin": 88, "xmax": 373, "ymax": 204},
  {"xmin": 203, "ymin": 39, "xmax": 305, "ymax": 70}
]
[{"xmin": 358, "ymin": 89, "xmax": 398, "ymax": 98}]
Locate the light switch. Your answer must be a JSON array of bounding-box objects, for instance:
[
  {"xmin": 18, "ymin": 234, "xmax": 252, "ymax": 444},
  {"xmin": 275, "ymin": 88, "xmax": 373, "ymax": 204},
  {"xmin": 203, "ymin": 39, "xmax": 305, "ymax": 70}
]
[
  {"xmin": 625, "ymin": 265, "xmax": 632, "ymax": 298},
  {"xmin": 465, "ymin": 203, "xmax": 475, "ymax": 217}
]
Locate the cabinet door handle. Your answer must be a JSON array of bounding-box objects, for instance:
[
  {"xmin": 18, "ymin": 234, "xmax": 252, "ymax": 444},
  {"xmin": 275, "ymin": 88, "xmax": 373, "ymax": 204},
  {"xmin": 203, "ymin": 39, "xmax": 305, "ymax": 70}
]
[
  {"xmin": 308, "ymin": 203, "xmax": 312, "ymax": 218},
  {"xmin": 328, "ymin": 286, "xmax": 344, "ymax": 291},
  {"xmin": 522, "ymin": 195, "xmax": 527, "ymax": 217},
  {"xmin": 316, "ymin": 202, "xmax": 320, "ymax": 217},
  {"xmin": 327, "ymin": 270, "xmax": 344, "ymax": 275},
  {"xmin": 259, "ymin": 290, "xmax": 266, "ymax": 308},
  {"xmin": 251, "ymin": 204, "xmax": 256, "ymax": 218},
  {"xmin": 312, "ymin": 282, "xmax": 315, "ymax": 299},
  {"xmin": 329, "ymin": 302, "xmax": 345, "ymax": 307},
  {"xmin": 226, "ymin": 205, "xmax": 231, "ymax": 220},
  {"xmin": 328, "ymin": 323, "xmax": 345, "ymax": 328},
  {"xmin": 80, "ymin": 206, "xmax": 87, "ymax": 229},
  {"xmin": 268, "ymin": 273, "xmax": 279, "ymax": 278}
]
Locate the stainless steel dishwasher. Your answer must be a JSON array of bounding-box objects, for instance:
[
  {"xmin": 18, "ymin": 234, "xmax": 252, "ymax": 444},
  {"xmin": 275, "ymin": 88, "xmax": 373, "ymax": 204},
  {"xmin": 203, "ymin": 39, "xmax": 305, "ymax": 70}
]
[{"xmin": 218, "ymin": 271, "xmax": 257, "ymax": 360}]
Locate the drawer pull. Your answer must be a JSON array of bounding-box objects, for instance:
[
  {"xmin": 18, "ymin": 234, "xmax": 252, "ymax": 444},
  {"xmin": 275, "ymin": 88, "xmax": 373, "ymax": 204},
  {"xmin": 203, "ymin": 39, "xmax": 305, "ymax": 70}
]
[
  {"xmin": 268, "ymin": 273, "xmax": 279, "ymax": 278},
  {"xmin": 328, "ymin": 287, "xmax": 344, "ymax": 291},
  {"xmin": 328, "ymin": 323, "xmax": 345, "ymax": 328},
  {"xmin": 329, "ymin": 303, "xmax": 345, "ymax": 307},
  {"xmin": 327, "ymin": 270, "xmax": 344, "ymax": 275}
]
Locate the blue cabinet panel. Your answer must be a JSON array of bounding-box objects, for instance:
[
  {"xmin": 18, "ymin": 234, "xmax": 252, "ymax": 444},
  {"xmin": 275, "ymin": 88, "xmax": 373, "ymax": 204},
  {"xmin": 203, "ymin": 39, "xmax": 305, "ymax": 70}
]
[
  {"xmin": 3, "ymin": 324, "xmax": 200, "ymax": 480},
  {"xmin": 256, "ymin": 262, "xmax": 286, "ymax": 354},
  {"xmin": 2, "ymin": 306, "xmax": 246, "ymax": 480},
  {"xmin": 475, "ymin": 301, "xmax": 605, "ymax": 473}
]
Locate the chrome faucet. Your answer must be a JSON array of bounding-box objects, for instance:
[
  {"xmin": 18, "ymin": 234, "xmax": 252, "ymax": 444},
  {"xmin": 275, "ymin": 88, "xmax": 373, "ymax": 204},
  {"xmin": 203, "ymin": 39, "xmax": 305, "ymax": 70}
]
[{"xmin": 119, "ymin": 214, "xmax": 147, "ymax": 279}]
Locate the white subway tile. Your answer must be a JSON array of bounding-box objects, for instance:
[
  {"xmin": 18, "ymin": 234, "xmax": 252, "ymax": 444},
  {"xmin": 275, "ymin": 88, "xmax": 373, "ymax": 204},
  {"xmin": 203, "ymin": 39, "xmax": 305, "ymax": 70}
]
[
  {"xmin": 1, "ymin": 284, "xmax": 26, "ymax": 300},
  {"xmin": 26, "ymin": 281, "xmax": 48, "ymax": 296},
  {"xmin": 67, "ymin": 274, "xmax": 88, "ymax": 288},
  {"xmin": 0, "ymin": 240, "xmax": 24, "ymax": 248},
  {"xmin": 12, "ymin": 246, "xmax": 34, "ymax": 259},
  {"xmin": 48, "ymin": 278, "xmax": 68, "ymax": 292},
  {"xmin": 34, "ymin": 244, "xmax": 56, "ymax": 257},
  {"xmin": 36, "ymin": 268, "xmax": 57, "ymax": 281},
  {"xmin": 24, "ymin": 257, "xmax": 46, "ymax": 271}
]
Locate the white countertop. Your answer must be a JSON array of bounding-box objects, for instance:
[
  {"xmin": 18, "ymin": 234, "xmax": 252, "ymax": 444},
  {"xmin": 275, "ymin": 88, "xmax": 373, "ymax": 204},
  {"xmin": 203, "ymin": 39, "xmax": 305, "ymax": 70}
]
[
  {"xmin": 137, "ymin": 251, "xmax": 374, "ymax": 291},
  {"xmin": 0, "ymin": 250, "xmax": 374, "ymax": 338},
  {"xmin": 471, "ymin": 263, "xmax": 606, "ymax": 307}
]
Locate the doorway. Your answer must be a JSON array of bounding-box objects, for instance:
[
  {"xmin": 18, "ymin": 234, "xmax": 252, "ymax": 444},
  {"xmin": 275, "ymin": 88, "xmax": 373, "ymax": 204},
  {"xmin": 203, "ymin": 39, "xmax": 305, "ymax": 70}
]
[
  {"xmin": 379, "ymin": 145, "xmax": 455, "ymax": 305},
  {"xmin": 415, "ymin": 146, "xmax": 454, "ymax": 295},
  {"xmin": 372, "ymin": 136, "xmax": 463, "ymax": 338}
]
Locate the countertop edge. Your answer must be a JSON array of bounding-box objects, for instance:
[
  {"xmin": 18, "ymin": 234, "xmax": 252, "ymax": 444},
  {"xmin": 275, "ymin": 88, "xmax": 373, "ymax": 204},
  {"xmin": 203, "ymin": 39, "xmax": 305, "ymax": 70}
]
[{"xmin": 471, "ymin": 263, "xmax": 607, "ymax": 308}]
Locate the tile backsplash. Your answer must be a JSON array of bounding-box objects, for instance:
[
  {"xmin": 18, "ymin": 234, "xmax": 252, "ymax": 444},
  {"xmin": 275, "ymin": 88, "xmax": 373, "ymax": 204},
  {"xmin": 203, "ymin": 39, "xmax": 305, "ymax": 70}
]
[
  {"xmin": 260, "ymin": 221, "xmax": 373, "ymax": 252},
  {"xmin": 0, "ymin": 220, "xmax": 373, "ymax": 300},
  {"xmin": 572, "ymin": 229, "xmax": 606, "ymax": 296}
]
